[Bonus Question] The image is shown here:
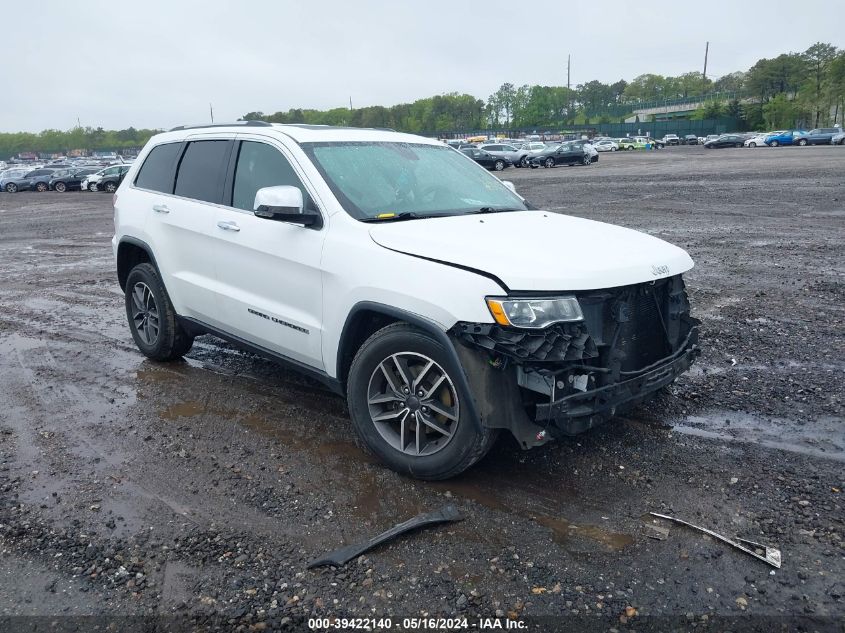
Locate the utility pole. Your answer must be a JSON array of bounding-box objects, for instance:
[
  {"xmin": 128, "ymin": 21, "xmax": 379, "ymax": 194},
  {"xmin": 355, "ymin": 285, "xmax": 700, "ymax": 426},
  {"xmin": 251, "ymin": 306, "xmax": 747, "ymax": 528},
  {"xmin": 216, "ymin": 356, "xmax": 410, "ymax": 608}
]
[
  {"xmin": 567, "ymin": 54, "xmax": 571, "ymax": 91},
  {"xmin": 349, "ymin": 96, "xmax": 353, "ymax": 111},
  {"xmin": 209, "ymin": 103, "xmax": 214, "ymax": 123},
  {"xmin": 702, "ymin": 41, "xmax": 709, "ymax": 80}
]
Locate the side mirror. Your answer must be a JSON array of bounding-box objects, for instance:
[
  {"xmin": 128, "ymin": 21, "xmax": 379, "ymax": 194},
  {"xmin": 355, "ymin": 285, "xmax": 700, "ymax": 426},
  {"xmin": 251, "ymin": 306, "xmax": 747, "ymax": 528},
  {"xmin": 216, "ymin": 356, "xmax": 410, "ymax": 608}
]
[{"xmin": 253, "ymin": 185, "xmax": 320, "ymax": 227}]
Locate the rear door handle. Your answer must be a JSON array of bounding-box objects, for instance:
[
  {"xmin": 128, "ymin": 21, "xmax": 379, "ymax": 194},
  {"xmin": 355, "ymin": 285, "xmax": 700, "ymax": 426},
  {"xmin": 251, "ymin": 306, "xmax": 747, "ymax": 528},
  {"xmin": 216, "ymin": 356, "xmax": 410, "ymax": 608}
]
[
  {"xmin": 152, "ymin": 204, "xmax": 170, "ymax": 214},
  {"xmin": 216, "ymin": 220, "xmax": 240, "ymax": 232}
]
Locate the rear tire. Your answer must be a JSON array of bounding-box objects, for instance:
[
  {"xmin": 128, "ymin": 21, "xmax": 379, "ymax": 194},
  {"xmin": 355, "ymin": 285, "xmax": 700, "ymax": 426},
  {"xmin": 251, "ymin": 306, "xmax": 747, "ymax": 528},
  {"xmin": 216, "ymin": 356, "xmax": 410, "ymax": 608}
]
[
  {"xmin": 347, "ymin": 323, "xmax": 498, "ymax": 480},
  {"xmin": 103, "ymin": 181, "xmax": 118, "ymax": 193},
  {"xmin": 494, "ymin": 160, "xmax": 505, "ymax": 171},
  {"xmin": 797, "ymin": 138, "xmax": 807, "ymax": 146},
  {"xmin": 35, "ymin": 182, "xmax": 47, "ymax": 192},
  {"xmin": 54, "ymin": 181, "xmax": 67, "ymax": 193},
  {"xmin": 88, "ymin": 182, "xmax": 97, "ymax": 191},
  {"xmin": 124, "ymin": 263, "xmax": 193, "ymax": 361},
  {"xmin": 770, "ymin": 140, "xmax": 779, "ymax": 147},
  {"xmin": 5, "ymin": 183, "xmax": 18, "ymax": 193}
]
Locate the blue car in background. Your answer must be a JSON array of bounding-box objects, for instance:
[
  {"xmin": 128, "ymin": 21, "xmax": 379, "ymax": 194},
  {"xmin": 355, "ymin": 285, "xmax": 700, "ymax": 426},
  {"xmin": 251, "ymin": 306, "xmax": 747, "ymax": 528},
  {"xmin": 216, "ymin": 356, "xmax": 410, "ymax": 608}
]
[{"xmin": 764, "ymin": 130, "xmax": 808, "ymax": 147}]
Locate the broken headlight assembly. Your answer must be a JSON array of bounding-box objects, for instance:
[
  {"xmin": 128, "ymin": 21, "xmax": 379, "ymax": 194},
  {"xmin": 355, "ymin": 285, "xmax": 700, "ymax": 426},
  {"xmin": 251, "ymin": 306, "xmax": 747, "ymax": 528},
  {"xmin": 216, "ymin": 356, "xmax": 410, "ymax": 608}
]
[{"xmin": 485, "ymin": 296, "xmax": 583, "ymax": 329}]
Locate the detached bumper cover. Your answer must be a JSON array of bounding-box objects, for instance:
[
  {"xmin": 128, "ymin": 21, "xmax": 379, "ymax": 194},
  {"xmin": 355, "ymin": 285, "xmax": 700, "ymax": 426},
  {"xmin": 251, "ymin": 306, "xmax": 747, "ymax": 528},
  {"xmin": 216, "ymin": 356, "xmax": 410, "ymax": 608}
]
[{"xmin": 536, "ymin": 328, "xmax": 699, "ymax": 427}]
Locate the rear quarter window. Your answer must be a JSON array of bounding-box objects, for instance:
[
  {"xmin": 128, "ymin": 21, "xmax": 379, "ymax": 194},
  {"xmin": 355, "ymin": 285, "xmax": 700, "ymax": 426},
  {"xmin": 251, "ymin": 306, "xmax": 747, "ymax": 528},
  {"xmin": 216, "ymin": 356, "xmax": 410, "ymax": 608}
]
[{"xmin": 134, "ymin": 142, "xmax": 182, "ymax": 193}]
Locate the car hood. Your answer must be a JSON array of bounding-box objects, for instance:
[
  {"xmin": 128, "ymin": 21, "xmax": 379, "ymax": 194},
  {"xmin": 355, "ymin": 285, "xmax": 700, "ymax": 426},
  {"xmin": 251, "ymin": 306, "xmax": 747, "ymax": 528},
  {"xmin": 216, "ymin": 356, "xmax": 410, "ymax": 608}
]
[{"xmin": 368, "ymin": 210, "xmax": 694, "ymax": 291}]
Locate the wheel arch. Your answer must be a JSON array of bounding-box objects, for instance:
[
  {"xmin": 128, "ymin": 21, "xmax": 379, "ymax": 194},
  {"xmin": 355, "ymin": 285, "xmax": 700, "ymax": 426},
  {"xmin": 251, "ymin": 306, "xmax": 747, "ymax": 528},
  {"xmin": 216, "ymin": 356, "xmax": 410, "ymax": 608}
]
[
  {"xmin": 116, "ymin": 237, "xmax": 161, "ymax": 292},
  {"xmin": 336, "ymin": 302, "xmax": 483, "ymax": 431}
]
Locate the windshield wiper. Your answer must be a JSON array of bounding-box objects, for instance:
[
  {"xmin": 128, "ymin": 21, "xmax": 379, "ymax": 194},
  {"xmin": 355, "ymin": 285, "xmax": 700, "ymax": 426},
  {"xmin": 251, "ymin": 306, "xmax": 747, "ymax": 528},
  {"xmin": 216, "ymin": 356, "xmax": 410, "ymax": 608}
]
[
  {"xmin": 360, "ymin": 212, "xmax": 425, "ymax": 223},
  {"xmin": 470, "ymin": 207, "xmax": 522, "ymax": 214}
]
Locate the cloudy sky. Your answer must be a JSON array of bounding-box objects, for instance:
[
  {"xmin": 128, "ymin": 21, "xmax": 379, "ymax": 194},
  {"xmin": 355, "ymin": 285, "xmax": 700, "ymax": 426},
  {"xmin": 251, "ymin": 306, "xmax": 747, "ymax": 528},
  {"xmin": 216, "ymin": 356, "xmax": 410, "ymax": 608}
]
[{"xmin": 4, "ymin": 0, "xmax": 842, "ymax": 132}]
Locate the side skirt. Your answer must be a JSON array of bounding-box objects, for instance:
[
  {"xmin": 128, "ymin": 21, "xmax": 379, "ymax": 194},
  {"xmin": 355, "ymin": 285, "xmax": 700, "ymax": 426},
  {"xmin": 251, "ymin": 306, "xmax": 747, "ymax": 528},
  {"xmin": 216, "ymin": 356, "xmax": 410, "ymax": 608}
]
[{"xmin": 178, "ymin": 316, "xmax": 344, "ymax": 395}]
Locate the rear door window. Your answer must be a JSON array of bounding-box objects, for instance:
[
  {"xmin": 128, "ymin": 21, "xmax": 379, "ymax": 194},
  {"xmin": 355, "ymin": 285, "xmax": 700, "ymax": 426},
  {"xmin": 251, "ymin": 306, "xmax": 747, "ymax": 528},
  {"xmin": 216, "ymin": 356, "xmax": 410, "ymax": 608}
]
[
  {"xmin": 135, "ymin": 142, "xmax": 182, "ymax": 193},
  {"xmin": 174, "ymin": 140, "xmax": 232, "ymax": 204}
]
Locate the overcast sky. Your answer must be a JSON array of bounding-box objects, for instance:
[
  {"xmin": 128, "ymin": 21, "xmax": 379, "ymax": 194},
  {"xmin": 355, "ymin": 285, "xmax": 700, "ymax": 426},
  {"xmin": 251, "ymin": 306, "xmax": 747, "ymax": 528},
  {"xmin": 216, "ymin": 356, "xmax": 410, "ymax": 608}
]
[{"xmin": 3, "ymin": 0, "xmax": 843, "ymax": 132}]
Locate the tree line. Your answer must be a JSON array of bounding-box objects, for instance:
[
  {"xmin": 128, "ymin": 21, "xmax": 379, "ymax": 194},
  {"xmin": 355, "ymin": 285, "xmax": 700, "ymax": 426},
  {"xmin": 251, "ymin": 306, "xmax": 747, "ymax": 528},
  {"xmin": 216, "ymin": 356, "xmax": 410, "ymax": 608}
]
[
  {"xmin": 2, "ymin": 42, "xmax": 843, "ymax": 158},
  {"xmin": 0, "ymin": 127, "xmax": 158, "ymax": 161}
]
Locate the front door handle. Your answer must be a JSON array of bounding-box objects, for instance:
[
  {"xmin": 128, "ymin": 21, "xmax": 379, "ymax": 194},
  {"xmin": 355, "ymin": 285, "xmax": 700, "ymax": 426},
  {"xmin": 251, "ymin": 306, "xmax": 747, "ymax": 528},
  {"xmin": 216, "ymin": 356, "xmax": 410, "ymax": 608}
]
[
  {"xmin": 216, "ymin": 220, "xmax": 240, "ymax": 232},
  {"xmin": 152, "ymin": 204, "xmax": 170, "ymax": 214}
]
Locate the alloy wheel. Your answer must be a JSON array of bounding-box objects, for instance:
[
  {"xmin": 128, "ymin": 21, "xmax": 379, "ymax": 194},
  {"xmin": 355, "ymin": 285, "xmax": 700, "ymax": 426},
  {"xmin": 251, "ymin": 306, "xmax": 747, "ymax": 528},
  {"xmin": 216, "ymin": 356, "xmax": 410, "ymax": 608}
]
[
  {"xmin": 55, "ymin": 182, "xmax": 66, "ymax": 192},
  {"xmin": 131, "ymin": 282, "xmax": 160, "ymax": 346},
  {"xmin": 6, "ymin": 183, "xmax": 17, "ymax": 193},
  {"xmin": 544, "ymin": 158, "xmax": 555, "ymax": 168},
  {"xmin": 366, "ymin": 352, "xmax": 459, "ymax": 457},
  {"xmin": 35, "ymin": 182, "xmax": 47, "ymax": 192}
]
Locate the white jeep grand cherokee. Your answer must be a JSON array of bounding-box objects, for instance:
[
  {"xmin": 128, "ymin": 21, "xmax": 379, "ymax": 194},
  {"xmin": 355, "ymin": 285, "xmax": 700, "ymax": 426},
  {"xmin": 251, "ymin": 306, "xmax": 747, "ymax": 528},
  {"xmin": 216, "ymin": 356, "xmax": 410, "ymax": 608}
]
[{"xmin": 113, "ymin": 121, "xmax": 699, "ymax": 480}]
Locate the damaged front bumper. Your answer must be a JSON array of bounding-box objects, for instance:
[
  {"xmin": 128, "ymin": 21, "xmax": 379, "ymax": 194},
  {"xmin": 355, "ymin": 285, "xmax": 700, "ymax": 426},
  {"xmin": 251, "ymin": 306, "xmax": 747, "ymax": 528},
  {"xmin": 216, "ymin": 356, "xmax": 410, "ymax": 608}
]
[
  {"xmin": 450, "ymin": 274, "xmax": 700, "ymax": 445},
  {"xmin": 535, "ymin": 328, "xmax": 699, "ymax": 435}
]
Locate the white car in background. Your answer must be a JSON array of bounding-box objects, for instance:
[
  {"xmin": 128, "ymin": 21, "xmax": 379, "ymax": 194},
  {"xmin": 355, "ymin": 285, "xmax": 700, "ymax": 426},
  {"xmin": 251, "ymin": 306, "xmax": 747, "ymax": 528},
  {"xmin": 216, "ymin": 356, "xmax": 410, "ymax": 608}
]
[
  {"xmin": 592, "ymin": 139, "xmax": 619, "ymax": 152},
  {"xmin": 81, "ymin": 164, "xmax": 131, "ymax": 192},
  {"xmin": 745, "ymin": 132, "xmax": 777, "ymax": 148}
]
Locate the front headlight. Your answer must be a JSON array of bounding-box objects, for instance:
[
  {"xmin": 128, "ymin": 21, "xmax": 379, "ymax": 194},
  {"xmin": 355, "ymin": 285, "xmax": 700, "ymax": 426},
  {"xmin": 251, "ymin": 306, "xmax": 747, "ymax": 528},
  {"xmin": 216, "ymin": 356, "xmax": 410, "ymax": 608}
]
[{"xmin": 485, "ymin": 296, "xmax": 583, "ymax": 328}]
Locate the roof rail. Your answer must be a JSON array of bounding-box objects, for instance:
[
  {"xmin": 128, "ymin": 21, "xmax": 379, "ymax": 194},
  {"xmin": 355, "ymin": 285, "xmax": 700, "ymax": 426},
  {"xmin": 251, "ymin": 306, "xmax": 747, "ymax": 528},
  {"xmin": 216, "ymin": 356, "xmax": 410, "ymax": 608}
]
[{"xmin": 169, "ymin": 120, "xmax": 272, "ymax": 132}]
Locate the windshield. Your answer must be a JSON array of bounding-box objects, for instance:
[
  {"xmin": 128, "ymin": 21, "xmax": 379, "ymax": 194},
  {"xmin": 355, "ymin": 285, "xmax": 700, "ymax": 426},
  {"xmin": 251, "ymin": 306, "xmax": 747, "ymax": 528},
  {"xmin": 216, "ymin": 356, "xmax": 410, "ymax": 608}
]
[{"xmin": 301, "ymin": 142, "xmax": 528, "ymax": 220}]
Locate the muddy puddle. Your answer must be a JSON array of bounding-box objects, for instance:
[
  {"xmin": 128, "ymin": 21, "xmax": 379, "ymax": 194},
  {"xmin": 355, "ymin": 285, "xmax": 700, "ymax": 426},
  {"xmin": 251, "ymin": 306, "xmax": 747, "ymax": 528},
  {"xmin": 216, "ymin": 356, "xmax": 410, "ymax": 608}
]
[
  {"xmin": 150, "ymin": 360, "xmax": 635, "ymax": 554},
  {"xmin": 671, "ymin": 409, "xmax": 845, "ymax": 462}
]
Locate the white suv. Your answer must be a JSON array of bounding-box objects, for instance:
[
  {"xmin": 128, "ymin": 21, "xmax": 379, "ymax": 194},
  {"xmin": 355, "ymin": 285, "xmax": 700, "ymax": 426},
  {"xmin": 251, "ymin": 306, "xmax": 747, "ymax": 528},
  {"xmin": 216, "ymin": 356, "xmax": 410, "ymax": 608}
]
[{"xmin": 113, "ymin": 121, "xmax": 700, "ymax": 479}]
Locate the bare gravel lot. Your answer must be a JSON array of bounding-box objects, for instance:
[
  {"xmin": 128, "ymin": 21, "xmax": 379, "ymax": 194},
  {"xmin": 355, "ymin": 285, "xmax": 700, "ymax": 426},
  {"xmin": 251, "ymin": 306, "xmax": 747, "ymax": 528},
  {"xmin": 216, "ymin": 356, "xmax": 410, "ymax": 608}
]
[{"xmin": 0, "ymin": 145, "xmax": 843, "ymax": 631}]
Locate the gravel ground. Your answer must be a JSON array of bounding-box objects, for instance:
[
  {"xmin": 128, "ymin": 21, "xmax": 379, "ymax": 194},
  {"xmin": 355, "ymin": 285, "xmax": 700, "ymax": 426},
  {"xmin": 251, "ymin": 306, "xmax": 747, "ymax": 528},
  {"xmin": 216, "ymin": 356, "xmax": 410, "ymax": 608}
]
[{"xmin": 0, "ymin": 145, "xmax": 842, "ymax": 632}]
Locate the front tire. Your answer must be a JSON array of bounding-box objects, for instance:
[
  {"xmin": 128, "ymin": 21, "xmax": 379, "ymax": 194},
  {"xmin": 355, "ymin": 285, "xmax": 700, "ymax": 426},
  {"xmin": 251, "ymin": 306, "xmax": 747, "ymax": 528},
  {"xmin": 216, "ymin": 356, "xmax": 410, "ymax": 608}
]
[
  {"xmin": 35, "ymin": 182, "xmax": 47, "ymax": 192},
  {"xmin": 582, "ymin": 154, "xmax": 591, "ymax": 165},
  {"xmin": 770, "ymin": 140, "xmax": 779, "ymax": 147},
  {"xmin": 797, "ymin": 138, "xmax": 807, "ymax": 146},
  {"xmin": 103, "ymin": 181, "xmax": 118, "ymax": 193},
  {"xmin": 88, "ymin": 182, "xmax": 97, "ymax": 191},
  {"xmin": 544, "ymin": 157, "xmax": 555, "ymax": 168},
  {"xmin": 54, "ymin": 181, "xmax": 67, "ymax": 192},
  {"xmin": 124, "ymin": 263, "xmax": 193, "ymax": 361},
  {"xmin": 347, "ymin": 323, "xmax": 498, "ymax": 480},
  {"xmin": 493, "ymin": 160, "xmax": 505, "ymax": 171},
  {"xmin": 519, "ymin": 156, "xmax": 529, "ymax": 167}
]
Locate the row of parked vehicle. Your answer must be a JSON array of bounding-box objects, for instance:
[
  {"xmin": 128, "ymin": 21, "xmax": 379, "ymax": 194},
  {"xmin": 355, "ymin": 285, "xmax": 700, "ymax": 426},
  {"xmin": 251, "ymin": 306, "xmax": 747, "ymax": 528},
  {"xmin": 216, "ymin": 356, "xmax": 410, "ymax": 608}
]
[
  {"xmin": 659, "ymin": 127, "xmax": 845, "ymax": 149},
  {"xmin": 0, "ymin": 163, "xmax": 132, "ymax": 193},
  {"xmin": 451, "ymin": 134, "xmax": 676, "ymax": 171}
]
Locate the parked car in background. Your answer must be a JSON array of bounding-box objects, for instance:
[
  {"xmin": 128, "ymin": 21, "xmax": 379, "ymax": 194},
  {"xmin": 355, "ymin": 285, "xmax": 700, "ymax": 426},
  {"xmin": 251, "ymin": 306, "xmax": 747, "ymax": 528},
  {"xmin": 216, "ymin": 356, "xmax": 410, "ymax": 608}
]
[
  {"xmin": 831, "ymin": 130, "xmax": 845, "ymax": 145},
  {"xmin": 565, "ymin": 140, "xmax": 599, "ymax": 162},
  {"xmin": 479, "ymin": 143, "xmax": 531, "ymax": 167},
  {"xmin": 744, "ymin": 133, "xmax": 775, "ymax": 148},
  {"xmin": 592, "ymin": 139, "xmax": 618, "ymax": 152},
  {"xmin": 617, "ymin": 138, "xmax": 645, "ymax": 150},
  {"xmin": 636, "ymin": 136, "xmax": 664, "ymax": 149},
  {"xmin": 793, "ymin": 127, "xmax": 843, "ymax": 146},
  {"xmin": 662, "ymin": 134, "xmax": 680, "ymax": 146},
  {"xmin": 460, "ymin": 148, "xmax": 511, "ymax": 171},
  {"xmin": 82, "ymin": 164, "xmax": 132, "ymax": 192},
  {"xmin": 704, "ymin": 134, "xmax": 746, "ymax": 149},
  {"xmin": 49, "ymin": 167, "xmax": 101, "ymax": 192},
  {"xmin": 1, "ymin": 167, "xmax": 58, "ymax": 193},
  {"xmin": 681, "ymin": 135, "xmax": 699, "ymax": 145},
  {"xmin": 529, "ymin": 143, "xmax": 592, "ymax": 168},
  {"xmin": 764, "ymin": 130, "xmax": 807, "ymax": 147}
]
